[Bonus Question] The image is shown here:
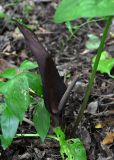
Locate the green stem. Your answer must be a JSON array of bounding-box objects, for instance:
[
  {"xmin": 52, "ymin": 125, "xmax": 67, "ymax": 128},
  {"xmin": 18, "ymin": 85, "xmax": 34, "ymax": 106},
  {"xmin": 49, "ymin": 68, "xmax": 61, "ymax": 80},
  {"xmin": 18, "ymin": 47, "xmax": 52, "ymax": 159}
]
[{"xmin": 72, "ymin": 16, "xmax": 112, "ymax": 134}]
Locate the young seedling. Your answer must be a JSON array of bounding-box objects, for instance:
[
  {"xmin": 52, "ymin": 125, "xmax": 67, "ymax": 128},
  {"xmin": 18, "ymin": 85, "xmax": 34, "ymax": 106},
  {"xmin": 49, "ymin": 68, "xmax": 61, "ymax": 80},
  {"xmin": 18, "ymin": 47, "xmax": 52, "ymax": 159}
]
[{"xmin": 52, "ymin": 127, "xmax": 87, "ymax": 160}]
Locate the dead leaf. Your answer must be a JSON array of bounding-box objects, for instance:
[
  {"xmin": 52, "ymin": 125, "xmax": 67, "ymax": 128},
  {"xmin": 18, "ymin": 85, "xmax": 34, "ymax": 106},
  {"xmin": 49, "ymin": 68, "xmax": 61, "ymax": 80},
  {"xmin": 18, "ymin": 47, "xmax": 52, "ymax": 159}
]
[
  {"xmin": 87, "ymin": 101, "xmax": 98, "ymax": 114},
  {"xmin": 102, "ymin": 132, "xmax": 114, "ymax": 145},
  {"xmin": 0, "ymin": 59, "xmax": 15, "ymax": 72}
]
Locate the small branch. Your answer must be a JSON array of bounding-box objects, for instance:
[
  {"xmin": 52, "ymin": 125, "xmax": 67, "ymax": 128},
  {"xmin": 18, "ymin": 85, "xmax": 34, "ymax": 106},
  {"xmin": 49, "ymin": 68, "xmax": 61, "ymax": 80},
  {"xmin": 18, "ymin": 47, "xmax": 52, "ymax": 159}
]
[
  {"xmin": 100, "ymin": 101, "xmax": 114, "ymax": 107},
  {"xmin": 91, "ymin": 110, "xmax": 114, "ymax": 117},
  {"xmin": 15, "ymin": 133, "xmax": 39, "ymax": 137},
  {"xmin": 23, "ymin": 117, "xmax": 34, "ymax": 126},
  {"xmin": 58, "ymin": 75, "xmax": 78, "ymax": 113}
]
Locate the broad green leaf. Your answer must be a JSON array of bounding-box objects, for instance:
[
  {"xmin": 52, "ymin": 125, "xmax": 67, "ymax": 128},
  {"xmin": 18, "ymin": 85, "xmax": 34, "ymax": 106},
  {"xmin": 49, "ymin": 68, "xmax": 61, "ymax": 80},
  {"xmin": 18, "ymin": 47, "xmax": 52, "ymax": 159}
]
[
  {"xmin": 92, "ymin": 51, "xmax": 109, "ymax": 64},
  {"xmin": 0, "ymin": 81, "xmax": 6, "ymax": 88},
  {"xmin": 19, "ymin": 60, "xmax": 38, "ymax": 71},
  {"xmin": 92, "ymin": 51, "xmax": 114, "ymax": 78},
  {"xmin": 24, "ymin": 72, "xmax": 43, "ymax": 97},
  {"xmin": 0, "ymin": 68, "xmax": 17, "ymax": 79},
  {"xmin": 54, "ymin": 0, "xmax": 114, "ymax": 23},
  {"xmin": 1, "ymin": 106, "xmax": 19, "ymax": 149},
  {"xmin": 54, "ymin": 127, "xmax": 87, "ymax": 160},
  {"xmin": 85, "ymin": 34, "xmax": 100, "ymax": 50},
  {"xmin": 33, "ymin": 99, "xmax": 50, "ymax": 142},
  {"xmin": 0, "ymin": 103, "xmax": 6, "ymax": 114},
  {"xmin": 5, "ymin": 74, "xmax": 30, "ymax": 121},
  {"xmin": 0, "ymin": 81, "xmax": 10, "ymax": 95}
]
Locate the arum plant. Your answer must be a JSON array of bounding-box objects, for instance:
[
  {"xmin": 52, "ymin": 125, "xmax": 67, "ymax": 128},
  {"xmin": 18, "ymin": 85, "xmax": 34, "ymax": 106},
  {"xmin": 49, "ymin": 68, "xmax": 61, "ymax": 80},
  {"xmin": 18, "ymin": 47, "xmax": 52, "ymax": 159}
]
[
  {"xmin": 0, "ymin": 20, "xmax": 78, "ymax": 149},
  {"xmin": 16, "ymin": 21, "xmax": 79, "ymax": 120},
  {"xmin": 54, "ymin": 0, "xmax": 114, "ymax": 133}
]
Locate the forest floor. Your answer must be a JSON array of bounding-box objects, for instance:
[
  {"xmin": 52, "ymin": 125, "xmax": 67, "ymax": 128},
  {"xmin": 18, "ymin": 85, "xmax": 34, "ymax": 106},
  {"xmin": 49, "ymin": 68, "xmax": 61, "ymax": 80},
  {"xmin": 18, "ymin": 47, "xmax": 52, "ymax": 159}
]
[{"xmin": 0, "ymin": 0, "xmax": 114, "ymax": 159}]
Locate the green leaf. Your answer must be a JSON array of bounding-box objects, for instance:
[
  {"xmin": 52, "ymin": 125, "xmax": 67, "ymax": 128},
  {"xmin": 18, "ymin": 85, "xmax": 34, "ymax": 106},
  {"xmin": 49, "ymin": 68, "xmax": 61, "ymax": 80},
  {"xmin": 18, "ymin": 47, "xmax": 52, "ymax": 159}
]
[
  {"xmin": 1, "ymin": 106, "xmax": 19, "ymax": 149},
  {"xmin": 54, "ymin": 0, "xmax": 114, "ymax": 23},
  {"xmin": 0, "ymin": 81, "xmax": 10, "ymax": 95},
  {"xmin": 24, "ymin": 72, "xmax": 43, "ymax": 97},
  {"xmin": 33, "ymin": 99, "xmax": 50, "ymax": 142},
  {"xmin": 92, "ymin": 51, "xmax": 114, "ymax": 78},
  {"xmin": 19, "ymin": 60, "xmax": 38, "ymax": 71},
  {"xmin": 0, "ymin": 68, "xmax": 17, "ymax": 79},
  {"xmin": 0, "ymin": 103, "xmax": 6, "ymax": 114},
  {"xmin": 0, "ymin": 81, "xmax": 6, "ymax": 89},
  {"xmin": 0, "ymin": 11, "xmax": 6, "ymax": 19},
  {"xmin": 54, "ymin": 127, "xmax": 87, "ymax": 160},
  {"xmin": 85, "ymin": 34, "xmax": 100, "ymax": 50},
  {"xmin": 65, "ymin": 21, "xmax": 73, "ymax": 35},
  {"xmin": 23, "ymin": 4, "xmax": 34, "ymax": 14},
  {"xmin": 5, "ymin": 74, "xmax": 30, "ymax": 121}
]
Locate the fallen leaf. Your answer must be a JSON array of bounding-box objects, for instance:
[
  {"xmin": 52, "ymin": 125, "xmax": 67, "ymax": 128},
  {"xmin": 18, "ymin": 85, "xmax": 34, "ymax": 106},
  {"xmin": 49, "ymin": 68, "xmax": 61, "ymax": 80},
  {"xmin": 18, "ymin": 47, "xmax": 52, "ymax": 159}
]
[
  {"xmin": 87, "ymin": 101, "xmax": 98, "ymax": 114},
  {"xmin": 102, "ymin": 132, "xmax": 114, "ymax": 145},
  {"xmin": 0, "ymin": 59, "xmax": 15, "ymax": 72},
  {"xmin": 85, "ymin": 34, "xmax": 100, "ymax": 50}
]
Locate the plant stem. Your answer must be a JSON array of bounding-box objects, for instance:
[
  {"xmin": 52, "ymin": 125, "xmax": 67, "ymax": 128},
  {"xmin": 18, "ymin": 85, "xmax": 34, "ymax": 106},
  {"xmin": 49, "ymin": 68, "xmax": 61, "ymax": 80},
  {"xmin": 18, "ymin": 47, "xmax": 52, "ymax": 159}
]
[
  {"xmin": 72, "ymin": 16, "xmax": 112, "ymax": 134},
  {"xmin": 58, "ymin": 75, "xmax": 79, "ymax": 113}
]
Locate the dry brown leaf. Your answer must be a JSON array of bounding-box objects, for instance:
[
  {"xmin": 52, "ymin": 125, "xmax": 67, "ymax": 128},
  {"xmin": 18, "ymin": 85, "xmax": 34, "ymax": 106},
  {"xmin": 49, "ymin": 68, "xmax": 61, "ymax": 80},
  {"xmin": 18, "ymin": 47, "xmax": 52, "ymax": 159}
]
[
  {"xmin": 0, "ymin": 78, "xmax": 4, "ymax": 82},
  {"xmin": 0, "ymin": 59, "xmax": 15, "ymax": 72},
  {"xmin": 102, "ymin": 132, "xmax": 114, "ymax": 145}
]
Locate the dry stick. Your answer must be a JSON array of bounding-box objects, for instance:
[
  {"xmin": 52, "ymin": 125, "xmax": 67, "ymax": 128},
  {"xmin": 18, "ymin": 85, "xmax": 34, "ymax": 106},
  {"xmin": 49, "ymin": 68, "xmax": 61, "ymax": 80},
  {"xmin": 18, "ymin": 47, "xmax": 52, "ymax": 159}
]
[
  {"xmin": 23, "ymin": 117, "xmax": 34, "ymax": 126},
  {"xmin": 58, "ymin": 75, "xmax": 79, "ymax": 113},
  {"xmin": 91, "ymin": 110, "xmax": 114, "ymax": 117}
]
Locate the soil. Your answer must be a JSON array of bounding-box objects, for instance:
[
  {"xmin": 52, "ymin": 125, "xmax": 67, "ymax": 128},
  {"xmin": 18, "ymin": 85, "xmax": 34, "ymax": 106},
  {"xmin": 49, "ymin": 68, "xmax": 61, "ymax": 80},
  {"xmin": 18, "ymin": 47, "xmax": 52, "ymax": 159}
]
[{"xmin": 0, "ymin": 0, "xmax": 114, "ymax": 160}]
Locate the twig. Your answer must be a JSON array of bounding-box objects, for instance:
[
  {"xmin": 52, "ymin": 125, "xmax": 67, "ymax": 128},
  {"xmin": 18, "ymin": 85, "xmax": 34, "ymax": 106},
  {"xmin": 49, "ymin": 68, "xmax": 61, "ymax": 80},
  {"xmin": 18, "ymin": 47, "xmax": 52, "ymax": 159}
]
[
  {"xmin": 91, "ymin": 110, "xmax": 114, "ymax": 117},
  {"xmin": 15, "ymin": 133, "xmax": 39, "ymax": 137},
  {"xmin": 58, "ymin": 75, "xmax": 78, "ymax": 113},
  {"xmin": 23, "ymin": 117, "xmax": 34, "ymax": 126},
  {"xmin": 100, "ymin": 101, "xmax": 114, "ymax": 107}
]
